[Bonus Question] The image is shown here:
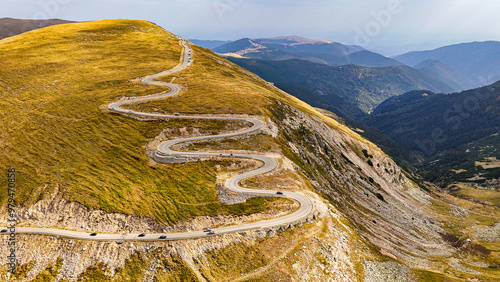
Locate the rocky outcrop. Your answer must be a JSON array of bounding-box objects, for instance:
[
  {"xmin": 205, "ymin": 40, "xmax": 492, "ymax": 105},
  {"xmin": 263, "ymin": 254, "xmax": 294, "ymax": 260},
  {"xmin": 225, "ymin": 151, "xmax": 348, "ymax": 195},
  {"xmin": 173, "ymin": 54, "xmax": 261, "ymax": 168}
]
[
  {"xmin": 270, "ymin": 101, "xmax": 451, "ymax": 267},
  {"xmin": 475, "ymin": 223, "xmax": 500, "ymax": 242},
  {"xmin": 153, "ymin": 152, "xmax": 200, "ymax": 164}
]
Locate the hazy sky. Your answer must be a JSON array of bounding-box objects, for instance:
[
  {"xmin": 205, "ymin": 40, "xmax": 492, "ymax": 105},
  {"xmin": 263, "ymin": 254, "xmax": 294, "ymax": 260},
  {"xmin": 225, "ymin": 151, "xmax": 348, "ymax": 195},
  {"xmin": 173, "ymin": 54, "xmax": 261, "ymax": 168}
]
[{"xmin": 2, "ymin": 0, "xmax": 500, "ymax": 55}]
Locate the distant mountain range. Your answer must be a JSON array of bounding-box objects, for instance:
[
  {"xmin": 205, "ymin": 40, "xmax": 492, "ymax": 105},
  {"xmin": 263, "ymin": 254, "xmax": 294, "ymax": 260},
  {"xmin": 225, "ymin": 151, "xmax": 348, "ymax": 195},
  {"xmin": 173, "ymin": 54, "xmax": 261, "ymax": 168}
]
[
  {"xmin": 226, "ymin": 57, "xmax": 461, "ymax": 120},
  {"xmin": 395, "ymin": 41, "xmax": 500, "ymax": 89},
  {"xmin": 203, "ymin": 36, "xmax": 500, "ymax": 122},
  {"xmin": 213, "ymin": 36, "xmax": 403, "ymax": 68},
  {"xmin": 364, "ymin": 81, "xmax": 500, "ymax": 185},
  {"xmin": 189, "ymin": 39, "xmax": 232, "ymax": 49},
  {"xmin": 0, "ymin": 17, "xmax": 74, "ymax": 40}
]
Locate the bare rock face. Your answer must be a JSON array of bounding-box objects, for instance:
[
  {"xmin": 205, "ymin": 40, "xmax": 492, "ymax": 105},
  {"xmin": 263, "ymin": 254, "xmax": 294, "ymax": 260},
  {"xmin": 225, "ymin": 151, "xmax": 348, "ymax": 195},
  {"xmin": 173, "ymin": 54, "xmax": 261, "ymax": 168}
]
[
  {"xmin": 7, "ymin": 186, "xmax": 165, "ymax": 234},
  {"xmin": 153, "ymin": 153, "xmax": 200, "ymax": 164},
  {"xmin": 269, "ymin": 102, "xmax": 451, "ymax": 267}
]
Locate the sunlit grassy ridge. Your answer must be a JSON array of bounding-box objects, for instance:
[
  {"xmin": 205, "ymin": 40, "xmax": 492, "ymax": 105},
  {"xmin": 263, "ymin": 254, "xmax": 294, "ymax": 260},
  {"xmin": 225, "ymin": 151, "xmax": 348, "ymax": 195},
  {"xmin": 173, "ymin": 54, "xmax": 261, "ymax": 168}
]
[
  {"xmin": 0, "ymin": 19, "xmax": 375, "ymax": 227},
  {"xmin": 0, "ymin": 19, "xmax": 287, "ymax": 224}
]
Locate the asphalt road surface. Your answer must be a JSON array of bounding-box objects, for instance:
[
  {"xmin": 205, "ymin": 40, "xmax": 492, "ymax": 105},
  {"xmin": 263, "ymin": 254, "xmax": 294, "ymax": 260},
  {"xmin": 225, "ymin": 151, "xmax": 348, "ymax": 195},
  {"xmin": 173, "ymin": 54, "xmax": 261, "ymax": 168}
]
[{"xmin": 1, "ymin": 38, "xmax": 314, "ymax": 241}]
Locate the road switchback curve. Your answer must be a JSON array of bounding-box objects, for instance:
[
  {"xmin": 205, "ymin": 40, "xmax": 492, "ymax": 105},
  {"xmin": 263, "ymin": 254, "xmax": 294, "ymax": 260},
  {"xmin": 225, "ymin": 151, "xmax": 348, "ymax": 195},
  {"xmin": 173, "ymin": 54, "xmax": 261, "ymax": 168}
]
[{"xmin": 2, "ymin": 38, "xmax": 314, "ymax": 241}]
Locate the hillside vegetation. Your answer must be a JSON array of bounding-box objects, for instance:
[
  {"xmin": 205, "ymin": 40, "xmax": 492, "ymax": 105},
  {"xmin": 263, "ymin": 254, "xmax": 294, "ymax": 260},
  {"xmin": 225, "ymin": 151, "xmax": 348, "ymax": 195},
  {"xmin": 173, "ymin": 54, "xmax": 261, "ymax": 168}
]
[
  {"xmin": 1, "ymin": 20, "xmax": 499, "ymax": 281},
  {"xmin": 364, "ymin": 83, "xmax": 500, "ymax": 186},
  {"xmin": 0, "ymin": 20, "xmax": 287, "ymax": 225},
  {"xmin": 226, "ymin": 57, "xmax": 460, "ymax": 119},
  {"xmin": 395, "ymin": 41, "xmax": 500, "ymax": 88}
]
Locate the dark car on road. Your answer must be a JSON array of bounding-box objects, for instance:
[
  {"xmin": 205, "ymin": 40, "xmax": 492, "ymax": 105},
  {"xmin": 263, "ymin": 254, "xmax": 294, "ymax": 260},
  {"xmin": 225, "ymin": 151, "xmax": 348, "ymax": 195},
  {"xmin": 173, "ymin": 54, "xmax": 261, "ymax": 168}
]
[
  {"xmin": 276, "ymin": 191, "xmax": 284, "ymax": 195},
  {"xmin": 138, "ymin": 233, "xmax": 146, "ymax": 237},
  {"xmin": 1, "ymin": 229, "xmax": 7, "ymax": 233},
  {"xmin": 90, "ymin": 233, "xmax": 97, "ymax": 236},
  {"xmin": 159, "ymin": 235, "xmax": 167, "ymax": 239}
]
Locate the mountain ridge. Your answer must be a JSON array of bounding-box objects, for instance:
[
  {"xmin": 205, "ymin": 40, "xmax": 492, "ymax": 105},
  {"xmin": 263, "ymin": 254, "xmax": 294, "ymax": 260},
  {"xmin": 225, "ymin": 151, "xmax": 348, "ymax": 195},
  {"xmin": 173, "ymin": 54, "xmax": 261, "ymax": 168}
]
[
  {"xmin": 415, "ymin": 59, "xmax": 474, "ymax": 90},
  {"xmin": 395, "ymin": 41, "xmax": 500, "ymax": 88},
  {"xmin": 213, "ymin": 36, "xmax": 403, "ymax": 68}
]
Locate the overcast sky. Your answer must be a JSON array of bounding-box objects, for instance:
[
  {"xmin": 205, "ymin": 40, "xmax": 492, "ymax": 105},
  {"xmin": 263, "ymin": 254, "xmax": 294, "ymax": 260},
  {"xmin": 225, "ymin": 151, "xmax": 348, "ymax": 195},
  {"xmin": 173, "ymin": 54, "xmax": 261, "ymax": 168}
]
[{"xmin": 2, "ymin": 0, "xmax": 500, "ymax": 55}]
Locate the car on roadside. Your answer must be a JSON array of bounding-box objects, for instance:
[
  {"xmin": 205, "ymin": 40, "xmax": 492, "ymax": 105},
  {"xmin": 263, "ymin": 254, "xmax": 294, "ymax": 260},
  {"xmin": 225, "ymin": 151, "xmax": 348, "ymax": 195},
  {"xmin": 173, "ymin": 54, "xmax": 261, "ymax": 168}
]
[
  {"xmin": 90, "ymin": 233, "xmax": 97, "ymax": 236},
  {"xmin": 203, "ymin": 227, "xmax": 211, "ymax": 232},
  {"xmin": 1, "ymin": 229, "xmax": 7, "ymax": 233},
  {"xmin": 159, "ymin": 235, "xmax": 167, "ymax": 239},
  {"xmin": 207, "ymin": 230, "xmax": 215, "ymax": 235},
  {"xmin": 174, "ymin": 113, "xmax": 179, "ymax": 116},
  {"xmin": 138, "ymin": 233, "xmax": 146, "ymax": 237}
]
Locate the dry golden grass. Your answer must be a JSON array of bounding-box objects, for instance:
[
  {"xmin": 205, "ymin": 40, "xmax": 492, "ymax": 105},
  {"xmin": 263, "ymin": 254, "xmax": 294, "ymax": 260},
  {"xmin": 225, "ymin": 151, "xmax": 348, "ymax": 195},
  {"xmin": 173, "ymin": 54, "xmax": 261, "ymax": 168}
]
[{"xmin": 0, "ymin": 20, "xmax": 288, "ymax": 225}]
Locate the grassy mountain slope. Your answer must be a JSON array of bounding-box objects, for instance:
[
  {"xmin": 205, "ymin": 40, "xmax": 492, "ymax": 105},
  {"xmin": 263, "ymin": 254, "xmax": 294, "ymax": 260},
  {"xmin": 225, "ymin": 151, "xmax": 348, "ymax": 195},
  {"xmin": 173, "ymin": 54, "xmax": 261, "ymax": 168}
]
[
  {"xmin": 0, "ymin": 20, "xmax": 283, "ymax": 225},
  {"xmin": 225, "ymin": 57, "xmax": 461, "ymax": 119},
  {"xmin": 0, "ymin": 17, "xmax": 74, "ymax": 40},
  {"xmin": 1, "ymin": 20, "xmax": 498, "ymax": 281},
  {"xmin": 364, "ymin": 83, "xmax": 500, "ymax": 185}
]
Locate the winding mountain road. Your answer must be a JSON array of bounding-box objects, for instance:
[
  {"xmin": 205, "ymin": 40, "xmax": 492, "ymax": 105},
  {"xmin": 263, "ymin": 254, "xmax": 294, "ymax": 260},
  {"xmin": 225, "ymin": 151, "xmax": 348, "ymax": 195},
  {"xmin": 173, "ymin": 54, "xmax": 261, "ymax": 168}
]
[{"xmin": 2, "ymin": 38, "xmax": 314, "ymax": 241}]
